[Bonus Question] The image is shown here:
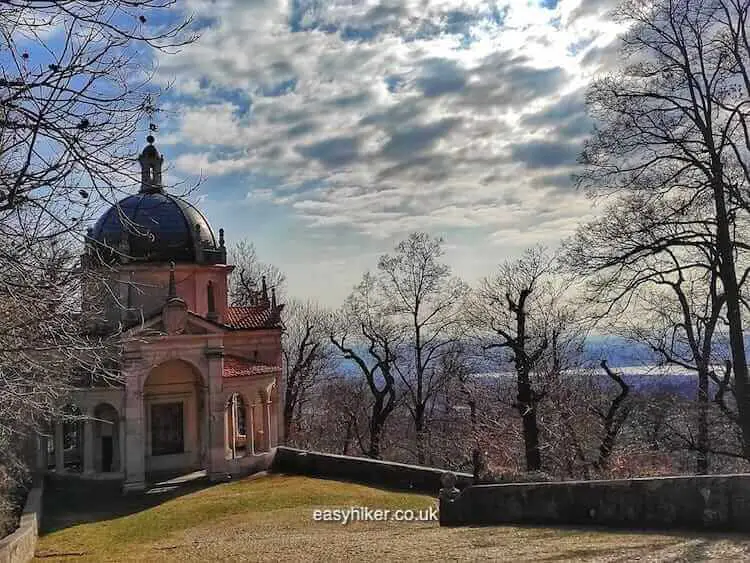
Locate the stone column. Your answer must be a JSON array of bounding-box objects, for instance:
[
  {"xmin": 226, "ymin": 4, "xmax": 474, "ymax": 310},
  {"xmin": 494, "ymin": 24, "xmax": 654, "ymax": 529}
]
[
  {"xmin": 206, "ymin": 346, "xmax": 226, "ymax": 481},
  {"xmin": 201, "ymin": 388, "xmax": 210, "ymax": 467},
  {"xmin": 224, "ymin": 406, "xmax": 231, "ymax": 459},
  {"xmin": 248, "ymin": 401, "xmax": 255, "ymax": 455},
  {"xmin": 118, "ymin": 416, "xmax": 126, "ymax": 473},
  {"xmin": 123, "ymin": 353, "xmax": 146, "ymax": 492},
  {"xmin": 260, "ymin": 399, "xmax": 271, "ymax": 452},
  {"xmin": 54, "ymin": 422, "xmax": 65, "ymax": 472},
  {"xmin": 265, "ymin": 401, "xmax": 274, "ymax": 449},
  {"xmin": 36, "ymin": 434, "xmax": 48, "ymax": 472},
  {"xmin": 83, "ymin": 418, "xmax": 95, "ymax": 475}
]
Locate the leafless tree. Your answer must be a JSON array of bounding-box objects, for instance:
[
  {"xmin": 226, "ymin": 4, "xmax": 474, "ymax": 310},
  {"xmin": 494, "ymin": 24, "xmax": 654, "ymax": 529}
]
[
  {"xmin": 578, "ymin": 0, "xmax": 750, "ymax": 457},
  {"xmin": 327, "ymin": 273, "xmax": 403, "ymax": 459},
  {"xmin": 593, "ymin": 360, "xmax": 632, "ymax": 471},
  {"xmin": 563, "ymin": 186, "xmax": 745, "ymax": 472},
  {"xmin": 0, "ymin": 0, "xmax": 196, "ymax": 524},
  {"xmin": 468, "ymin": 247, "xmax": 575, "ymax": 472},
  {"xmin": 377, "ymin": 232, "xmax": 468, "ymax": 464},
  {"xmin": 228, "ymin": 239, "xmax": 286, "ymax": 306},
  {"xmin": 1, "ymin": 1, "xmax": 195, "ymax": 234},
  {"xmin": 0, "ymin": 233, "xmax": 118, "ymax": 482},
  {"xmin": 280, "ymin": 299, "xmax": 333, "ymax": 444}
]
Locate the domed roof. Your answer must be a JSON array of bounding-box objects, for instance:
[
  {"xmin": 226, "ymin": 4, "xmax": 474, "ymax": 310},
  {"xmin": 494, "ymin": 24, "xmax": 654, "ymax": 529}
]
[
  {"xmin": 91, "ymin": 192, "xmax": 224, "ymax": 264},
  {"xmin": 89, "ymin": 138, "xmax": 225, "ymax": 265}
]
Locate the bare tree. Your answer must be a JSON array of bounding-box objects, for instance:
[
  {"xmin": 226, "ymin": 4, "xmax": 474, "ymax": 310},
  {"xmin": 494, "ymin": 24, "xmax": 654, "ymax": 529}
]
[
  {"xmin": 328, "ymin": 273, "xmax": 402, "ymax": 459},
  {"xmin": 0, "ymin": 233, "xmax": 118, "ymax": 480},
  {"xmin": 0, "ymin": 0, "xmax": 196, "ymax": 524},
  {"xmin": 281, "ymin": 299, "xmax": 333, "ymax": 444},
  {"xmin": 593, "ymin": 360, "xmax": 632, "ymax": 471},
  {"xmin": 375, "ymin": 232, "xmax": 468, "ymax": 464},
  {"xmin": 1, "ymin": 1, "xmax": 195, "ymax": 233},
  {"xmin": 228, "ymin": 239, "xmax": 286, "ymax": 306},
  {"xmin": 578, "ymin": 0, "xmax": 750, "ymax": 457},
  {"xmin": 469, "ymin": 247, "xmax": 572, "ymax": 472},
  {"xmin": 563, "ymin": 187, "xmax": 744, "ymax": 472}
]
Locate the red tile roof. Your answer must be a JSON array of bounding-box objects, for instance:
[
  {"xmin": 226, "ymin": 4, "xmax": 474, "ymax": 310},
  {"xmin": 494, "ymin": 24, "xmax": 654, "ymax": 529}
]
[
  {"xmin": 223, "ymin": 306, "xmax": 282, "ymax": 330},
  {"xmin": 223, "ymin": 356, "xmax": 279, "ymax": 378}
]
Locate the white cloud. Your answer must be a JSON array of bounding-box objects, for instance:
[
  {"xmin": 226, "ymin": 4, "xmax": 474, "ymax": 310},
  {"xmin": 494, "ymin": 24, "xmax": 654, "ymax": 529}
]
[{"xmin": 147, "ymin": 0, "xmax": 628, "ymax": 302}]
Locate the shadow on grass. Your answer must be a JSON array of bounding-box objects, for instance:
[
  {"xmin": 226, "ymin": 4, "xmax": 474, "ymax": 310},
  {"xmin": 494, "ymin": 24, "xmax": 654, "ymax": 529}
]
[
  {"xmin": 459, "ymin": 520, "xmax": 750, "ymax": 544},
  {"xmin": 40, "ymin": 471, "xmax": 221, "ymax": 536}
]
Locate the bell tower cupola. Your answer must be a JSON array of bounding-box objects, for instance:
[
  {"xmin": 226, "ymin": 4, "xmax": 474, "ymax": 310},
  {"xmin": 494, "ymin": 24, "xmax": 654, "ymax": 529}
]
[{"xmin": 138, "ymin": 135, "xmax": 164, "ymax": 194}]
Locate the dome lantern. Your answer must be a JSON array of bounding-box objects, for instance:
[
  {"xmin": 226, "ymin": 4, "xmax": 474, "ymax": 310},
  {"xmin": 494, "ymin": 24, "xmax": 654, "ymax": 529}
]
[{"xmin": 138, "ymin": 135, "xmax": 164, "ymax": 194}]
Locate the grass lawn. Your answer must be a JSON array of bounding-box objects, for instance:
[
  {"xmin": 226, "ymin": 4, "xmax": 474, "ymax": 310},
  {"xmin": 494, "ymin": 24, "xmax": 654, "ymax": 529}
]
[{"xmin": 35, "ymin": 474, "xmax": 750, "ymax": 562}]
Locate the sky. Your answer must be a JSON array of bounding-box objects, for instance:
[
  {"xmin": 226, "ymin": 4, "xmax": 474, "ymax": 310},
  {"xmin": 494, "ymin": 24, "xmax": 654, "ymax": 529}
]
[{"xmin": 144, "ymin": 0, "xmax": 627, "ymax": 307}]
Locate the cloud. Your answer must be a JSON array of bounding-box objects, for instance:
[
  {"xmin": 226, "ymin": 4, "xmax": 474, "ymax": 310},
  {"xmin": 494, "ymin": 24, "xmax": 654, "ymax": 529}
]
[
  {"xmin": 380, "ymin": 118, "xmax": 462, "ymax": 159},
  {"xmin": 149, "ymin": 0, "xmax": 626, "ymax": 302},
  {"xmin": 510, "ymin": 139, "xmax": 581, "ymax": 169},
  {"xmin": 296, "ymin": 135, "xmax": 364, "ymax": 167}
]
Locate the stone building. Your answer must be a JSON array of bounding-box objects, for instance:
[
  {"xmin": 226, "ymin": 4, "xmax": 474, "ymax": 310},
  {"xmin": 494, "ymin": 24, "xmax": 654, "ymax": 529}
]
[{"xmin": 38, "ymin": 137, "xmax": 283, "ymax": 492}]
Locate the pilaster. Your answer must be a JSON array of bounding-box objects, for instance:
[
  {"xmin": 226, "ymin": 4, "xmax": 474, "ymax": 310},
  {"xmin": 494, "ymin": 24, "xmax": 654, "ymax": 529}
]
[
  {"xmin": 83, "ymin": 419, "xmax": 94, "ymax": 474},
  {"xmin": 206, "ymin": 345, "xmax": 227, "ymax": 480},
  {"xmin": 122, "ymin": 352, "xmax": 146, "ymax": 492},
  {"xmin": 54, "ymin": 423, "xmax": 64, "ymax": 472}
]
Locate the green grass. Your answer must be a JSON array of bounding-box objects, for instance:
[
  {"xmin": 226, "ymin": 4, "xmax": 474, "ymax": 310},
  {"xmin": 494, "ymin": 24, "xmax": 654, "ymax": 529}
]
[{"xmin": 35, "ymin": 474, "xmax": 750, "ymax": 562}]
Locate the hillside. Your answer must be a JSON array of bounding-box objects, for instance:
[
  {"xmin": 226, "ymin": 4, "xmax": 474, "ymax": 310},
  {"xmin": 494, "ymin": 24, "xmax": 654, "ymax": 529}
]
[{"xmin": 35, "ymin": 474, "xmax": 750, "ymax": 562}]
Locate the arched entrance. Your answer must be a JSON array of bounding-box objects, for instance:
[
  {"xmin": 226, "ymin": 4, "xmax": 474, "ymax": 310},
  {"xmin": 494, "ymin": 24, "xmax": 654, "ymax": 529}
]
[
  {"xmin": 93, "ymin": 403, "xmax": 120, "ymax": 473},
  {"xmin": 143, "ymin": 359, "xmax": 206, "ymax": 475}
]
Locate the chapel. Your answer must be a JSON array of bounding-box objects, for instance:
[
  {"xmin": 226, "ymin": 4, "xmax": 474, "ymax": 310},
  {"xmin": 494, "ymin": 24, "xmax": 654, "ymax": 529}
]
[{"xmin": 36, "ymin": 136, "xmax": 284, "ymax": 492}]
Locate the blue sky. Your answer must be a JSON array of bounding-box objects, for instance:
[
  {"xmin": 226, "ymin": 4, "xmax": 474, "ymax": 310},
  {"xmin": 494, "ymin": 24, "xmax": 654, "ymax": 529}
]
[{"xmin": 138, "ymin": 0, "xmax": 625, "ymax": 306}]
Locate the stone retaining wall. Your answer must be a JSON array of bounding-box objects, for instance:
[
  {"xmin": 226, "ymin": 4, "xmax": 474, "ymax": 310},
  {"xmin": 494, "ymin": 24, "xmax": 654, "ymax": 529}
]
[
  {"xmin": 439, "ymin": 472, "xmax": 750, "ymax": 531},
  {"xmin": 272, "ymin": 447, "xmax": 473, "ymax": 494},
  {"xmin": 0, "ymin": 480, "xmax": 44, "ymax": 563}
]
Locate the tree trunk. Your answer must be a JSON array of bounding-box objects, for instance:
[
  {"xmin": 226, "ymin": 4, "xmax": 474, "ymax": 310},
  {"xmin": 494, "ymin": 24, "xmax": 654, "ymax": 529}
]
[
  {"xmin": 342, "ymin": 420, "xmax": 352, "ymax": 456},
  {"xmin": 368, "ymin": 416, "xmax": 383, "ymax": 459},
  {"xmin": 468, "ymin": 397, "xmax": 483, "ymax": 481},
  {"xmin": 697, "ymin": 368, "xmax": 710, "ymax": 474},
  {"xmin": 713, "ymin": 177, "xmax": 750, "ymax": 459},
  {"xmin": 283, "ymin": 387, "xmax": 295, "ymax": 445},
  {"xmin": 517, "ymin": 371, "xmax": 541, "ymax": 471},
  {"xmin": 415, "ymin": 404, "xmax": 426, "ymax": 465}
]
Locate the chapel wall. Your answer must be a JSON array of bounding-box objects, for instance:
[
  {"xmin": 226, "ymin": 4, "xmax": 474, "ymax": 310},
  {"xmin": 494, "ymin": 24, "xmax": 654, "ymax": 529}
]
[
  {"xmin": 94, "ymin": 265, "xmax": 230, "ymax": 324},
  {"xmin": 224, "ymin": 330, "xmax": 282, "ymax": 366}
]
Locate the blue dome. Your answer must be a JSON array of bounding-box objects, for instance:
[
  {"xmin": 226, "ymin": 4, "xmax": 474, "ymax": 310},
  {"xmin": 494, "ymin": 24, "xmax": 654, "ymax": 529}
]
[{"xmin": 91, "ymin": 192, "xmax": 223, "ymax": 264}]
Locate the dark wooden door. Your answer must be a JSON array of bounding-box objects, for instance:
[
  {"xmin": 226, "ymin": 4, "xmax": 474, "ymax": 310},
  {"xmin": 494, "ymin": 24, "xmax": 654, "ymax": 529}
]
[{"xmin": 102, "ymin": 436, "xmax": 113, "ymax": 472}]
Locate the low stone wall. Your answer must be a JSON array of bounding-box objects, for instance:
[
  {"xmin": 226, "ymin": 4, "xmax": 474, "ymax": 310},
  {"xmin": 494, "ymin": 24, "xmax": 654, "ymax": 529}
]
[
  {"xmin": 272, "ymin": 447, "xmax": 473, "ymax": 494},
  {"xmin": 439, "ymin": 472, "xmax": 750, "ymax": 531},
  {"xmin": 0, "ymin": 479, "xmax": 44, "ymax": 563},
  {"xmin": 227, "ymin": 450, "xmax": 276, "ymax": 477}
]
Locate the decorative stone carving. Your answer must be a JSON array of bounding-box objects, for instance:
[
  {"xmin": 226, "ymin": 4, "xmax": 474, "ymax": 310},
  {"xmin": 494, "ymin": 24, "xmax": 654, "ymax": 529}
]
[
  {"xmin": 163, "ymin": 299, "xmax": 187, "ymax": 335},
  {"xmin": 439, "ymin": 472, "xmax": 461, "ymax": 503}
]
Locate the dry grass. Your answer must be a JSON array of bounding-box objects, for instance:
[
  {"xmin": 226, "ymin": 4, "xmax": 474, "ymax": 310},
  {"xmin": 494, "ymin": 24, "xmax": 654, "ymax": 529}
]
[{"xmin": 35, "ymin": 474, "xmax": 750, "ymax": 562}]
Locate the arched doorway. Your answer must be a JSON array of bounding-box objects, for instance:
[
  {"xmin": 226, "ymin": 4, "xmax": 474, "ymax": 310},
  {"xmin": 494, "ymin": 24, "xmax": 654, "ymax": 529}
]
[
  {"xmin": 93, "ymin": 403, "xmax": 120, "ymax": 473},
  {"xmin": 143, "ymin": 359, "xmax": 206, "ymax": 475}
]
